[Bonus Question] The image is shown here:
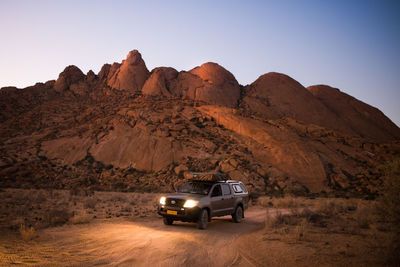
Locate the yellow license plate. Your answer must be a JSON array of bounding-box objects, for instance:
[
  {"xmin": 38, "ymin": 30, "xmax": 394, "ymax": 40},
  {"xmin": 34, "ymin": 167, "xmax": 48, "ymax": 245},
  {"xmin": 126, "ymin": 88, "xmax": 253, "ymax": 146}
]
[{"xmin": 167, "ymin": 210, "xmax": 177, "ymax": 215}]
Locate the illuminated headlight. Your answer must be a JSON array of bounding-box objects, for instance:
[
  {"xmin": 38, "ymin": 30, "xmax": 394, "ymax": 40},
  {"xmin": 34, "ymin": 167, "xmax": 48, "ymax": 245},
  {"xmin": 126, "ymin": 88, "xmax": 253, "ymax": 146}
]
[
  {"xmin": 160, "ymin": 196, "xmax": 166, "ymax": 205},
  {"xmin": 183, "ymin": 199, "xmax": 198, "ymax": 208}
]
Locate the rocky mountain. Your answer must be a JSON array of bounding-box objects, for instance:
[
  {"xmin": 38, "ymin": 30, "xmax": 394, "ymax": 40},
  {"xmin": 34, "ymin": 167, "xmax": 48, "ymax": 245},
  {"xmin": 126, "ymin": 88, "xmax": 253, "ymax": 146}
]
[{"xmin": 0, "ymin": 49, "xmax": 399, "ymax": 196}]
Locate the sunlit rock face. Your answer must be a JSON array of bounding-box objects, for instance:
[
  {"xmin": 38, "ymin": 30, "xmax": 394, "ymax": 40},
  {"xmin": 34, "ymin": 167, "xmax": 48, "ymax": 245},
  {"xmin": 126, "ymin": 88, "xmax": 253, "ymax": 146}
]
[
  {"xmin": 142, "ymin": 62, "xmax": 241, "ymax": 107},
  {"xmin": 142, "ymin": 67, "xmax": 179, "ymax": 97},
  {"xmin": 187, "ymin": 62, "xmax": 241, "ymax": 107},
  {"xmin": 107, "ymin": 50, "xmax": 150, "ymax": 93},
  {"xmin": 1, "ymin": 49, "xmax": 399, "ymax": 195}
]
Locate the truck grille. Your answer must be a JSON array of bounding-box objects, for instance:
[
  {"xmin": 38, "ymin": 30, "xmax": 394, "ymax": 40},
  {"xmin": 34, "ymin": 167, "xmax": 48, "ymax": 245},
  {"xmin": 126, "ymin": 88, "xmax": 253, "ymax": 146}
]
[{"xmin": 166, "ymin": 198, "xmax": 185, "ymax": 207}]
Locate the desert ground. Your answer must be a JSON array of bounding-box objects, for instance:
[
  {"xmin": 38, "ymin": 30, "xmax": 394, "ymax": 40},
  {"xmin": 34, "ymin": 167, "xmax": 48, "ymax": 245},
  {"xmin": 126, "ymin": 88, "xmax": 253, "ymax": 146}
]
[{"xmin": 0, "ymin": 188, "xmax": 398, "ymax": 266}]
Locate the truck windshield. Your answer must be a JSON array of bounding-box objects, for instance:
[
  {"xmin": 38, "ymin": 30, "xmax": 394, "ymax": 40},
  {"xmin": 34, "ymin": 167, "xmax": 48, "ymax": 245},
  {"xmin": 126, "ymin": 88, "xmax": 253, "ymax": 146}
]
[{"xmin": 178, "ymin": 182, "xmax": 213, "ymax": 195}]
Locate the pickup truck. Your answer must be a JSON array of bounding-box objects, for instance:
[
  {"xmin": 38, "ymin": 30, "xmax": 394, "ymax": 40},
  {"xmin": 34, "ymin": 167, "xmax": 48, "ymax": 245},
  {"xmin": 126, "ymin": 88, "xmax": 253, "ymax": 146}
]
[{"xmin": 157, "ymin": 175, "xmax": 249, "ymax": 229}]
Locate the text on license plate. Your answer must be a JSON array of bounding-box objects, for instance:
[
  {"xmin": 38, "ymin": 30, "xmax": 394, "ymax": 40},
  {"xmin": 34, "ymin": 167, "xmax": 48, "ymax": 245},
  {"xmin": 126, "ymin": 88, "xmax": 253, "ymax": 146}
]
[{"xmin": 167, "ymin": 210, "xmax": 177, "ymax": 215}]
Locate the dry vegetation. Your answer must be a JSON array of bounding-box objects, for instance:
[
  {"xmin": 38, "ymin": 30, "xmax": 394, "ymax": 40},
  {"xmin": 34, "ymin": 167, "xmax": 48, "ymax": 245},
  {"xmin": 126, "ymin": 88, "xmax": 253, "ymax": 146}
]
[
  {"xmin": 255, "ymin": 192, "xmax": 399, "ymax": 265},
  {"xmin": 0, "ymin": 188, "xmax": 161, "ymax": 235},
  {"xmin": 0, "ymin": 158, "xmax": 399, "ymax": 266},
  {"xmin": 18, "ymin": 224, "xmax": 35, "ymax": 242},
  {"xmin": 377, "ymin": 158, "xmax": 400, "ymax": 264}
]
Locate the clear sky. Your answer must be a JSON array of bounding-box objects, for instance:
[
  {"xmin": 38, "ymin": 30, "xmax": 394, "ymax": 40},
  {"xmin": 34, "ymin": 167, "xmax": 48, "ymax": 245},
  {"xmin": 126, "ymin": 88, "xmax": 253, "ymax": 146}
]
[{"xmin": 1, "ymin": 0, "xmax": 399, "ymax": 126}]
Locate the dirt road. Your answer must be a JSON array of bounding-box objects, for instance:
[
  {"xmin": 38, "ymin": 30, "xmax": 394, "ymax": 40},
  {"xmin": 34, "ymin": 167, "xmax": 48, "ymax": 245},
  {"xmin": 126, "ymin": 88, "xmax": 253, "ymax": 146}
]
[{"xmin": 0, "ymin": 208, "xmax": 266, "ymax": 266}]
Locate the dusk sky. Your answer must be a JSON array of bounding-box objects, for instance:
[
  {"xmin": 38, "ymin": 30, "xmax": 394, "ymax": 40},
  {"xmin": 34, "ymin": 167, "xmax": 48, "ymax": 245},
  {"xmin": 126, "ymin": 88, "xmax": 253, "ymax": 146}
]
[{"xmin": 1, "ymin": 0, "xmax": 399, "ymax": 126}]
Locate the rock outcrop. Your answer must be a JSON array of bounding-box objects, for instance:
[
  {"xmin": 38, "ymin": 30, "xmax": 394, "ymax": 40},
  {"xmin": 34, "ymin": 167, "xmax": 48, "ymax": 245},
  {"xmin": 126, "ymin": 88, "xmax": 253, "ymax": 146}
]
[
  {"xmin": 107, "ymin": 50, "xmax": 150, "ymax": 92},
  {"xmin": 54, "ymin": 65, "xmax": 85, "ymax": 93},
  {"xmin": 307, "ymin": 85, "xmax": 400, "ymax": 141},
  {"xmin": 1, "ymin": 49, "xmax": 399, "ymax": 195},
  {"xmin": 241, "ymin": 72, "xmax": 351, "ymax": 135},
  {"xmin": 142, "ymin": 67, "xmax": 179, "ymax": 97},
  {"xmin": 142, "ymin": 62, "xmax": 241, "ymax": 107},
  {"xmin": 186, "ymin": 62, "xmax": 241, "ymax": 107}
]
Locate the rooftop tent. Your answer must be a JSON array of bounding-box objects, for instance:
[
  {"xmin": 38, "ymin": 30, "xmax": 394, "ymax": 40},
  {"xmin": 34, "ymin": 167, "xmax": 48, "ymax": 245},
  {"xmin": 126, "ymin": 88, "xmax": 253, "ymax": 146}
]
[{"xmin": 191, "ymin": 172, "xmax": 229, "ymax": 181}]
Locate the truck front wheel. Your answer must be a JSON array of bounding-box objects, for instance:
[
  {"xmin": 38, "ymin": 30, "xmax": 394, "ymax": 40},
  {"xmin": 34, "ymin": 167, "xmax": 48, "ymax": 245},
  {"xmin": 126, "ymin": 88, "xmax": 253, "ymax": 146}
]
[
  {"xmin": 163, "ymin": 217, "xmax": 174, "ymax": 225},
  {"xmin": 197, "ymin": 209, "xmax": 208, "ymax": 229}
]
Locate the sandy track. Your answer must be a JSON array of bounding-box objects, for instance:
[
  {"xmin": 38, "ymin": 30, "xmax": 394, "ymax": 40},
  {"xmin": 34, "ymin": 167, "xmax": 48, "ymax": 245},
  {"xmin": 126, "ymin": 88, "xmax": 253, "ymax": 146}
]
[{"xmin": 0, "ymin": 208, "xmax": 266, "ymax": 266}]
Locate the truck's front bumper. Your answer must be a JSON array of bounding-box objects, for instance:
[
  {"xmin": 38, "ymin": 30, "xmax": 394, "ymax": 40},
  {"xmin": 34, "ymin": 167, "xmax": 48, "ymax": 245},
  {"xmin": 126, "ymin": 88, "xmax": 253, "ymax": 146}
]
[{"xmin": 157, "ymin": 206, "xmax": 202, "ymax": 222}]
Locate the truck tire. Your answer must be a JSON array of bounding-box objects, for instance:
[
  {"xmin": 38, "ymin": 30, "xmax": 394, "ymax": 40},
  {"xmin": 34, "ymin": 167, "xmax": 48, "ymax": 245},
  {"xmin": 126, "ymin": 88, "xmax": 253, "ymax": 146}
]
[
  {"xmin": 197, "ymin": 209, "xmax": 208, "ymax": 229},
  {"xmin": 232, "ymin": 206, "xmax": 243, "ymax": 223},
  {"xmin": 163, "ymin": 217, "xmax": 174, "ymax": 225}
]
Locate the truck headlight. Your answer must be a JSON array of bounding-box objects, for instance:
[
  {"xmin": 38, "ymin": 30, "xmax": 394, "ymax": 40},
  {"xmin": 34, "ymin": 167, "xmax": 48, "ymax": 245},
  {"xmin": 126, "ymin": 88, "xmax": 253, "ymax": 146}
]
[
  {"xmin": 183, "ymin": 199, "xmax": 198, "ymax": 208},
  {"xmin": 160, "ymin": 196, "xmax": 166, "ymax": 205}
]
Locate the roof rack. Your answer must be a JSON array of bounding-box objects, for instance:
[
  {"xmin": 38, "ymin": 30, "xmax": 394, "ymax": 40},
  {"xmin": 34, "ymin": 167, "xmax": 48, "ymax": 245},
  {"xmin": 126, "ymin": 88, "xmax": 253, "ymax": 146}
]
[
  {"xmin": 224, "ymin": 180, "xmax": 240, "ymax": 183},
  {"xmin": 189, "ymin": 172, "xmax": 229, "ymax": 182}
]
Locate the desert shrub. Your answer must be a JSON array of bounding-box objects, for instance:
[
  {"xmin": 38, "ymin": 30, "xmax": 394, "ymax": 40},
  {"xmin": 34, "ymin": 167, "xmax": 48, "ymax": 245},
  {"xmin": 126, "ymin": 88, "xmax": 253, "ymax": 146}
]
[
  {"xmin": 84, "ymin": 197, "xmax": 97, "ymax": 209},
  {"xmin": 121, "ymin": 205, "xmax": 132, "ymax": 212},
  {"xmin": 355, "ymin": 204, "xmax": 371, "ymax": 229},
  {"xmin": 248, "ymin": 192, "xmax": 261, "ymax": 203},
  {"xmin": 257, "ymin": 196, "xmax": 273, "ymax": 207},
  {"xmin": 69, "ymin": 214, "xmax": 91, "ymax": 224},
  {"xmin": 265, "ymin": 210, "xmax": 300, "ymax": 228},
  {"xmin": 295, "ymin": 219, "xmax": 308, "ymax": 241},
  {"xmin": 285, "ymin": 184, "xmax": 309, "ymax": 197},
  {"xmin": 35, "ymin": 190, "xmax": 48, "ymax": 203},
  {"xmin": 19, "ymin": 224, "xmax": 35, "ymax": 241},
  {"xmin": 378, "ymin": 158, "xmax": 400, "ymax": 264},
  {"xmin": 45, "ymin": 208, "xmax": 72, "ymax": 226},
  {"xmin": 271, "ymin": 196, "xmax": 301, "ymax": 208},
  {"xmin": 110, "ymin": 193, "xmax": 126, "ymax": 202},
  {"xmin": 70, "ymin": 187, "xmax": 94, "ymax": 197},
  {"xmin": 378, "ymin": 158, "xmax": 400, "ymax": 224},
  {"xmin": 315, "ymin": 199, "xmax": 344, "ymax": 217}
]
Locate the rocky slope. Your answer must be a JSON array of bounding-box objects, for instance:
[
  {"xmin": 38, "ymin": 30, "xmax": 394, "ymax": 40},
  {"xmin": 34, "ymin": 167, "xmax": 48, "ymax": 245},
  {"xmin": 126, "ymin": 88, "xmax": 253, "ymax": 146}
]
[{"xmin": 0, "ymin": 50, "xmax": 399, "ymax": 196}]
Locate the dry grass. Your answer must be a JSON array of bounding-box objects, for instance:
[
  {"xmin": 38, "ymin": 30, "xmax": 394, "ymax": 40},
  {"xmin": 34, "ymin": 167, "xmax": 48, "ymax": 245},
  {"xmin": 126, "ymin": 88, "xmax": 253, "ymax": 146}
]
[
  {"xmin": 84, "ymin": 197, "xmax": 97, "ymax": 209},
  {"xmin": 0, "ymin": 188, "xmax": 162, "ymax": 231},
  {"xmin": 355, "ymin": 204, "xmax": 372, "ymax": 229},
  {"xmin": 45, "ymin": 208, "xmax": 73, "ymax": 227},
  {"xmin": 260, "ymin": 194, "xmax": 400, "ymax": 265},
  {"xmin": 377, "ymin": 158, "xmax": 400, "ymax": 264},
  {"xmin": 378, "ymin": 158, "xmax": 400, "ymax": 223},
  {"xmin": 19, "ymin": 224, "xmax": 35, "ymax": 241},
  {"xmin": 295, "ymin": 219, "xmax": 308, "ymax": 241},
  {"xmin": 69, "ymin": 214, "xmax": 92, "ymax": 224},
  {"xmin": 258, "ymin": 196, "xmax": 304, "ymax": 208}
]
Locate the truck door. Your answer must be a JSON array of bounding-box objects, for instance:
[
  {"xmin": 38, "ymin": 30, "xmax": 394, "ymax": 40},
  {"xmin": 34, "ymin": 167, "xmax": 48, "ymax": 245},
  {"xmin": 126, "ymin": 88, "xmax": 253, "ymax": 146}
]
[
  {"xmin": 221, "ymin": 184, "xmax": 235, "ymax": 215},
  {"xmin": 210, "ymin": 184, "xmax": 224, "ymax": 216}
]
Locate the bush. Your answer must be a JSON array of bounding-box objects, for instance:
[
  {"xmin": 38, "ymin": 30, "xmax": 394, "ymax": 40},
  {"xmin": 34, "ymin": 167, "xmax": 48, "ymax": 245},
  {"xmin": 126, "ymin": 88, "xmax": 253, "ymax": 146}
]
[
  {"xmin": 19, "ymin": 224, "xmax": 35, "ymax": 241},
  {"xmin": 355, "ymin": 205, "xmax": 371, "ymax": 229},
  {"xmin": 84, "ymin": 198, "xmax": 97, "ymax": 209},
  {"xmin": 378, "ymin": 158, "xmax": 400, "ymax": 264},
  {"xmin": 259, "ymin": 196, "xmax": 301, "ymax": 208},
  {"xmin": 295, "ymin": 220, "xmax": 308, "ymax": 241},
  {"xmin": 265, "ymin": 210, "xmax": 300, "ymax": 228},
  {"xmin": 45, "ymin": 208, "xmax": 72, "ymax": 226},
  {"xmin": 315, "ymin": 199, "xmax": 345, "ymax": 217},
  {"xmin": 379, "ymin": 158, "xmax": 400, "ymax": 224},
  {"xmin": 69, "ymin": 214, "xmax": 91, "ymax": 224}
]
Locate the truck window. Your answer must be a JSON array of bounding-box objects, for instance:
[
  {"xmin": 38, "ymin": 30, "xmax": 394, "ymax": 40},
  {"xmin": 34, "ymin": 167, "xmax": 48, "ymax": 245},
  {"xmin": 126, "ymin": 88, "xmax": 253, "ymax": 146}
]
[
  {"xmin": 221, "ymin": 184, "xmax": 231, "ymax": 195},
  {"xmin": 239, "ymin": 183, "xmax": 248, "ymax": 193},
  {"xmin": 232, "ymin": 184, "xmax": 243, "ymax": 193},
  {"xmin": 211, "ymin": 185, "xmax": 222, "ymax": 197}
]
